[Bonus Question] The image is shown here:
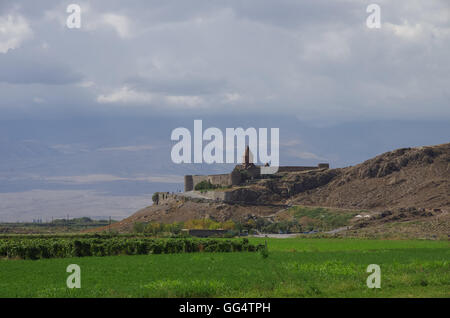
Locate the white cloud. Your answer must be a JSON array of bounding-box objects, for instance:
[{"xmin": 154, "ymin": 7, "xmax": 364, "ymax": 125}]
[
  {"xmin": 86, "ymin": 12, "xmax": 133, "ymax": 38},
  {"xmin": 166, "ymin": 95, "xmax": 204, "ymax": 107},
  {"xmin": 385, "ymin": 21, "xmax": 450, "ymax": 40},
  {"xmin": 97, "ymin": 86, "xmax": 205, "ymax": 108},
  {"xmin": 0, "ymin": 15, "xmax": 32, "ymax": 53},
  {"xmin": 97, "ymin": 86, "xmax": 154, "ymax": 104},
  {"xmin": 44, "ymin": 4, "xmax": 133, "ymax": 39},
  {"xmin": 100, "ymin": 13, "xmax": 132, "ymax": 38},
  {"xmin": 43, "ymin": 6, "xmax": 66, "ymax": 26},
  {"xmin": 385, "ymin": 22, "xmax": 424, "ymax": 39},
  {"xmin": 301, "ymin": 29, "xmax": 351, "ymax": 62},
  {"xmin": 224, "ymin": 93, "xmax": 242, "ymax": 103}
]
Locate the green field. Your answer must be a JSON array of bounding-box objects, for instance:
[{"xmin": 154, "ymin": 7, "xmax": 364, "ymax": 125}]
[{"xmin": 0, "ymin": 238, "xmax": 448, "ymax": 297}]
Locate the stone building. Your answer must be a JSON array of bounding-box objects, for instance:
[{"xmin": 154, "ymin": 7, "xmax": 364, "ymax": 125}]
[{"xmin": 184, "ymin": 146, "xmax": 329, "ymax": 192}]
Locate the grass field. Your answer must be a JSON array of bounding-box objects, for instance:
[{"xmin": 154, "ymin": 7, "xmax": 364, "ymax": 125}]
[{"xmin": 0, "ymin": 238, "xmax": 448, "ymax": 297}]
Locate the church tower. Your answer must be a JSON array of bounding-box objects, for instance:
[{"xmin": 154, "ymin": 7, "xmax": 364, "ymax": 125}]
[{"xmin": 241, "ymin": 145, "xmax": 255, "ymax": 169}]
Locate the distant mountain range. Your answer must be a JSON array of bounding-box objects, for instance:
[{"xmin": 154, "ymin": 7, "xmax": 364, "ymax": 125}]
[{"xmin": 0, "ymin": 117, "xmax": 448, "ymax": 222}]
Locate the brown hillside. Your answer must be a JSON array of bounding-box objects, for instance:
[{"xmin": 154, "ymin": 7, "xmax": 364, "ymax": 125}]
[
  {"xmin": 89, "ymin": 200, "xmax": 282, "ymax": 233},
  {"xmin": 291, "ymin": 143, "xmax": 450, "ymax": 210},
  {"xmin": 89, "ymin": 143, "xmax": 449, "ymax": 235}
]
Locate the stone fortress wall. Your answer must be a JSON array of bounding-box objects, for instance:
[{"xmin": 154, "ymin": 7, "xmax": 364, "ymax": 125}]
[
  {"xmin": 156, "ymin": 161, "xmax": 330, "ymax": 205},
  {"xmin": 155, "ymin": 189, "xmax": 229, "ymax": 205},
  {"xmin": 184, "ymin": 174, "xmax": 232, "ymax": 192},
  {"xmin": 184, "ymin": 163, "xmax": 330, "ymax": 192}
]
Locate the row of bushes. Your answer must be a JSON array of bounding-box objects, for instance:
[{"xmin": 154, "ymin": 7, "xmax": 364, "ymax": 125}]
[
  {"xmin": 0, "ymin": 238, "xmax": 263, "ymax": 260},
  {"xmin": 0, "ymin": 233, "xmax": 164, "ymax": 239},
  {"xmin": 134, "ymin": 219, "xmax": 237, "ymax": 235}
]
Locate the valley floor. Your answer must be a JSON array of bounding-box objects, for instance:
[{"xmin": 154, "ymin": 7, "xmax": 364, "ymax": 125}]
[{"xmin": 0, "ymin": 238, "xmax": 448, "ymax": 298}]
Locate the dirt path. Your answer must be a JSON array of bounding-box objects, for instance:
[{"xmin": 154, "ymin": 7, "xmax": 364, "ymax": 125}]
[
  {"xmin": 325, "ymin": 226, "xmax": 350, "ymax": 234},
  {"xmin": 251, "ymin": 233, "xmax": 300, "ymax": 238}
]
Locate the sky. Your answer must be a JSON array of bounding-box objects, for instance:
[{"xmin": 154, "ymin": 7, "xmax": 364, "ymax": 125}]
[{"xmin": 0, "ymin": 0, "xmax": 449, "ymax": 221}]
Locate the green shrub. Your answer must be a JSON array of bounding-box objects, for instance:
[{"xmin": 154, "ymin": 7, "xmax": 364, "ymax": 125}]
[
  {"xmin": 232, "ymin": 241, "xmax": 242, "ymax": 252},
  {"xmin": 194, "ymin": 180, "xmax": 218, "ymax": 191},
  {"xmin": 133, "ymin": 222, "xmax": 145, "ymax": 233},
  {"xmin": 259, "ymin": 241, "xmax": 269, "ymax": 259},
  {"xmin": 0, "ymin": 237, "xmax": 260, "ymax": 260},
  {"xmin": 151, "ymin": 241, "xmax": 164, "ymax": 254}
]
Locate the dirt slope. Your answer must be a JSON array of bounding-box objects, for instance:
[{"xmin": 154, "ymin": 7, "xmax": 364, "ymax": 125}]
[
  {"xmin": 291, "ymin": 143, "xmax": 450, "ymax": 210},
  {"xmin": 90, "ymin": 200, "xmax": 282, "ymax": 233}
]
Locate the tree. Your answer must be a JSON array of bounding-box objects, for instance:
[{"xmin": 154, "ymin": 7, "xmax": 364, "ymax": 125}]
[
  {"xmin": 145, "ymin": 222, "xmax": 161, "ymax": 235},
  {"xmin": 194, "ymin": 180, "xmax": 218, "ymax": 191},
  {"xmin": 133, "ymin": 222, "xmax": 145, "ymax": 233},
  {"xmin": 222, "ymin": 220, "xmax": 236, "ymax": 230},
  {"xmin": 152, "ymin": 192, "xmax": 159, "ymax": 205}
]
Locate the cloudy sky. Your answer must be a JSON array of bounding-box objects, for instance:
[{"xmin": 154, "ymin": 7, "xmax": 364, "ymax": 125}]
[{"xmin": 0, "ymin": 0, "xmax": 449, "ymax": 221}]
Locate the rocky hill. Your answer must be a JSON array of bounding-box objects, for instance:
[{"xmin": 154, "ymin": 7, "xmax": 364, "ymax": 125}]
[
  {"xmin": 290, "ymin": 143, "xmax": 449, "ymax": 210},
  {"xmin": 93, "ymin": 143, "xmax": 449, "ymax": 236}
]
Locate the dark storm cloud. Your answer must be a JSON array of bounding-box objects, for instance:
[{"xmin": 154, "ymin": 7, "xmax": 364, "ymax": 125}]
[
  {"xmin": 0, "ymin": 53, "xmax": 83, "ymax": 85},
  {"xmin": 125, "ymin": 75, "xmax": 227, "ymax": 95},
  {"xmin": 0, "ymin": 0, "xmax": 448, "ymax": 121},
  {"xmin": 230, "ymin": 0, "xmax": 361, "ymax": 29}
]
